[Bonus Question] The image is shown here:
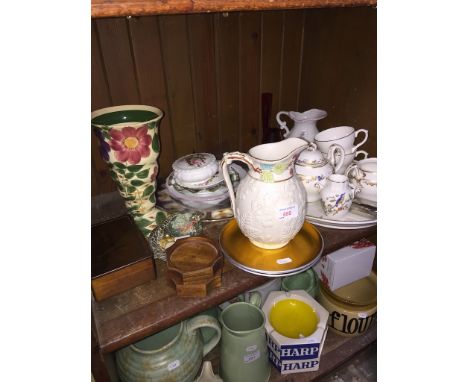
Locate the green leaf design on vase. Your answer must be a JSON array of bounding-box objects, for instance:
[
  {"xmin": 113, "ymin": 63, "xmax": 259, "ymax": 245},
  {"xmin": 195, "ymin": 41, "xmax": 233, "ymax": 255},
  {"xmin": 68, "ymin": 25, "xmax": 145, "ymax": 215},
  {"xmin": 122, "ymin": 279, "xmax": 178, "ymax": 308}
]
[
  {"xmin": 142, "ymin": 185, "xmax": 155, "ymax": 198},
  {"xmin": 136, "ymin": 169, "xmax": 150, "ymax": 179},
  {"xmin": 130, "ymin": 179, "xmax": 145, "ymax": 187},
  {"xmin": 113, "ymin": 162, "xmax": 126, "ymax": 170},
  {"xmin": 125, "ymin": 185, "xmax": 137, "ymax": 194},
  {"xmin": 124, "ymin": 172, "xmax": 134, "ymax": 179},
  {"xmin": 152, "ymin": 135, "xmax": 160, "ymax": 152},
  {"xmin": 149, "ymin": 192, "xmax": 156, "ymax": 204},
  {"xmin": 127, "ymin": 164, "xmax": 144, "ymax": 172}
]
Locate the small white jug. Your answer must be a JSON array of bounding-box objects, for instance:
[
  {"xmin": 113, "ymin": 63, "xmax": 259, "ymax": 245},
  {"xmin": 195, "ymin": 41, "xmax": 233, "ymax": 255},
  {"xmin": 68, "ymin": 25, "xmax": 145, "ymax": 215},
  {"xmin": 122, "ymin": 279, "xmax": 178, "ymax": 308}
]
[
  {"xmin": 276, "ymin": 109, "xmax": 327, "ymax": 143},
  {"xmin": 320, "ymin": 174, "xmax": 360, "ymax": 219}
]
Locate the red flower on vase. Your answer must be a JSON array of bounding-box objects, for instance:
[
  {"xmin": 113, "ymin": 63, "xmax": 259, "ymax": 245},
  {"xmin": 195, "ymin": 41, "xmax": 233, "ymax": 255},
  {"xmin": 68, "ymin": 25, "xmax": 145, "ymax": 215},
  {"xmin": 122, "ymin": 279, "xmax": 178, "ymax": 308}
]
[{"xmin": 109, "ymin": 125, "xmax": 151, "ymax": 165}]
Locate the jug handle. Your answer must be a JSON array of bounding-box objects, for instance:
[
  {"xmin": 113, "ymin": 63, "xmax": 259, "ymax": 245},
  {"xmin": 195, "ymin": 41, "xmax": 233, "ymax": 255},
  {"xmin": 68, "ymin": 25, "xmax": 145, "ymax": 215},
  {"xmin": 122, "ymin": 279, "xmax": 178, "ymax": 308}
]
[
  {"xmin": 187, "ymin": 315, "xmax": 222, "ymax": 357},
  {"xmin": 246, "ymin": 291, "xmax": 263, "ymax": 307},
  {"xmin": 327, "ymin": 144, "xmax": 345, "ymax": 174},
  {"xmin": 221, "ymin": 152, "xmax": 259, "ymax": 217},
  {"xmin": 276, "ymin": 111, "xmax": 291, "ymax": 138}
]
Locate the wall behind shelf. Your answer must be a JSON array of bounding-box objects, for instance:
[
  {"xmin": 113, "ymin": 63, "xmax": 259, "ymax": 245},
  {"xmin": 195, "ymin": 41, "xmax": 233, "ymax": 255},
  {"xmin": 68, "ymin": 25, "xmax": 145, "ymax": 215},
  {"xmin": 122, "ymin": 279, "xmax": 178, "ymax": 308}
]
[{"xmin": 91, "ymin": 6, "xmax": 376, "ymax": 197}]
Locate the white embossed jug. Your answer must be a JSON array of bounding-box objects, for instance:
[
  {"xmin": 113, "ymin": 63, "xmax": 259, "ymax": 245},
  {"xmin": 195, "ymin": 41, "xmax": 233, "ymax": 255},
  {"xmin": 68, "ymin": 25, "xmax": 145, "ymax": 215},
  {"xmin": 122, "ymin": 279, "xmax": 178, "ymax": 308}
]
[
  {"xmin": 276, "ymin": 109, "xmax": 327, "ymax": 143},
  {"xmin": 221, "ymin": 138, "xmax": 308, "ymax": 249}
]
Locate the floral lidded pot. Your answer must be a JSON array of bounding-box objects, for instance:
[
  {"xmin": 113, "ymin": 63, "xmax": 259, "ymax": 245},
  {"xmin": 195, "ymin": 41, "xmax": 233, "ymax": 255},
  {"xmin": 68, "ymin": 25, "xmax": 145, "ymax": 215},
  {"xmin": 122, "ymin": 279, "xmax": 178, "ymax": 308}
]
[
  {"xmin": 295, "ymin": 143, "xmax": 346, "ymax": 202},
  {"xmin": 221, "ymin": 137, "xmax": 309, "ymax": 249},
  {"xmin": 91, "ymin": 105, "xmax": 168, "ymax": 237}
]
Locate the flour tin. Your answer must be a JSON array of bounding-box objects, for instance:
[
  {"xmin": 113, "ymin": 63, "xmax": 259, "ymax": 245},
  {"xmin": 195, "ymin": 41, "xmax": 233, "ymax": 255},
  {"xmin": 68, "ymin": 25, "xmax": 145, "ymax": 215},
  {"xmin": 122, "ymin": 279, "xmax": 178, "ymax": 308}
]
[{"xmin": 262, "ymin": 290, "xmax": 329, "ymax": 374}]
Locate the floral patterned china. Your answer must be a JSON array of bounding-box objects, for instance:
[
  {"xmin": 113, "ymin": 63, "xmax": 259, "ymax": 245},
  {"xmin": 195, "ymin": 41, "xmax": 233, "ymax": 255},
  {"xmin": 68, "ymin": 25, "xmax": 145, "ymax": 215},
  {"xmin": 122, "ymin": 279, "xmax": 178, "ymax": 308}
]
[{"xmin": 173, "ymin": 153, "xmax": 220, "ymax": 188}]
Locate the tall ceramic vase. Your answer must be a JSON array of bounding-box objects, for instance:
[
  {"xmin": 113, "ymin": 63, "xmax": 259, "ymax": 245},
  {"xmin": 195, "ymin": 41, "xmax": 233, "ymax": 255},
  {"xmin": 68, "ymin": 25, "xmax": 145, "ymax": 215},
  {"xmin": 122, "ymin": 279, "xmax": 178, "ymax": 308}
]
[{"xmin": 91, "ymin": 105, "xmax": 167, "ymax": 237}]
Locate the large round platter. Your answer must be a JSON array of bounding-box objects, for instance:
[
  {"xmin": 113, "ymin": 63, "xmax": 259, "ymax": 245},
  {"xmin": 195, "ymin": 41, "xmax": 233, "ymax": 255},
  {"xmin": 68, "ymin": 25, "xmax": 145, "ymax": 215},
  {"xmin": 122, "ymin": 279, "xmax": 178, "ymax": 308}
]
[
  {"xmin": 306, "ymin": 201, "xmax": 377, "ymax": 230},
  {"xmin": 219, "ymin": 220, "xmax": 323, "ymax": 277}
]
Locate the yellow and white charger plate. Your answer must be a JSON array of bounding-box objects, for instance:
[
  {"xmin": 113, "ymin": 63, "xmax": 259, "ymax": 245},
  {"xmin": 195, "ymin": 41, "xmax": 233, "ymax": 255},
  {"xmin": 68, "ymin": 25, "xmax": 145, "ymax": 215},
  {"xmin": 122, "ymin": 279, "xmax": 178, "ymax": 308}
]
[{"xmin": 219, "ymin": 219, "xmax": 323, "ymax": 277}]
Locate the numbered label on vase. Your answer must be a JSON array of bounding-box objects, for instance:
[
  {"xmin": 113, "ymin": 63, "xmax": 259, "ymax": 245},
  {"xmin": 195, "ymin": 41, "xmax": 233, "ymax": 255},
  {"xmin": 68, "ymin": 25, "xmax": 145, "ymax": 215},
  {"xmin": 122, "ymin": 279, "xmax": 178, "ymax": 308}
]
[
  {"xmin": 244, "ymin": 350, "xmax": 260, "ymax": 364},
  {"xmin": 167, "ymin": 360, "xmax": 180, "ymax": 371},
  {"xmin": 277, "ymin": 205, "xmax": 298, "ymax": 221}
]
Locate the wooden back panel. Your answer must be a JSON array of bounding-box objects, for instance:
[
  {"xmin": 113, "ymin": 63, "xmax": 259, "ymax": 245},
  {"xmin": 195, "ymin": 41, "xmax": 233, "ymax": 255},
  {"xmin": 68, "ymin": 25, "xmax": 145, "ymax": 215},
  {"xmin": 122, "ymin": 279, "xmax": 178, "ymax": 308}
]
[{"xmin": 92, "ymin": 7, "xmax": 376, "ymax": 201}]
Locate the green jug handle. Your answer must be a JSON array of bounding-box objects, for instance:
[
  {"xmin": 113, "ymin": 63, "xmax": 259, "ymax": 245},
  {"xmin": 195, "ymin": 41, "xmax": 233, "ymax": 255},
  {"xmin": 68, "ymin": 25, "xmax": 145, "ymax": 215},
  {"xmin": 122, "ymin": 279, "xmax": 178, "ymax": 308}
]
[
  {"xmin": 247, "ymin": 291, "xmax": 263, "ymax": 307},
  {"xmin": 186, "ymin": 315, "xmax": 222, "ymax": 357}
]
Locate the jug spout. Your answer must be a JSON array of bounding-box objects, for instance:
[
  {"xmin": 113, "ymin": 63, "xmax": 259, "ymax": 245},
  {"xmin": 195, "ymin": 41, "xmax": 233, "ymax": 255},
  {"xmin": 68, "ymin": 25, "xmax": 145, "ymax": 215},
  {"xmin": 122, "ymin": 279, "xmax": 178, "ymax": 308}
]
[{"xmin": 249, "ymin": 137, "xmax": 308, "ymax": 163}]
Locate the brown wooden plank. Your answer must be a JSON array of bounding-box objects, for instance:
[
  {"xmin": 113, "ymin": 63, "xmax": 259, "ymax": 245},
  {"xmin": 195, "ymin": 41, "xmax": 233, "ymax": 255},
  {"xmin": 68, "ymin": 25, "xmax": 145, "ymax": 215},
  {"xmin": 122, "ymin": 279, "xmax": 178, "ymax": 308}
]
[
  {"xmin": 214, "ymin": 12, "xmax": 240, "ymax": 153},
  {"xmin": 261, "ymin": 10, "xmax": 283, "ymax": 122},
  {"xmin": 239, "ymin": 12, "xmax": 262, "ymax": 151},
  {"xmin": 279, "ymin": 9, "xmax": 305, "ymax": 111},
  {"xmin": 187, "ymin": 14, "xmax": 220, "ymax": 156},
  {"xmin": 128, "ymin": 16, "xmax": 175, "ymax": 178},
  {"xmin": 91, "ymin": 20, "xmax": 117, "ymax": 196},
  {"xmin": 159, "ymin": 15, "xmax": 197, "ymax": 158},
  {"xmin": 299, "ymin": 7, "xmax": 376, "ymax": 156},
  {"xmin": 96, "ymin": 17, "xmax": 140, "ymax": 105},
  {"xmin": 92, "ymin": 0, "xmax": 377, "ymax": 19}
]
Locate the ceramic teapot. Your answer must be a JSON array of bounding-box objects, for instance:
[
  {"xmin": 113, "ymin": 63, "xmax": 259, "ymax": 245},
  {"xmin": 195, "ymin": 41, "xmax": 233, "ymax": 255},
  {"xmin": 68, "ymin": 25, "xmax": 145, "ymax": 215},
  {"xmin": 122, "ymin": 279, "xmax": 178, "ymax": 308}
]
[
  {"xmin": 295, "ymin": 143, "xmax": 345, "ymax": 202},
  {"xmin": 221, "ymin": 138, "xmax": 308, "ymax": 249},
  {"xmin": 276, "ymin": 109, "xmax": 327, "ymax": 143}
]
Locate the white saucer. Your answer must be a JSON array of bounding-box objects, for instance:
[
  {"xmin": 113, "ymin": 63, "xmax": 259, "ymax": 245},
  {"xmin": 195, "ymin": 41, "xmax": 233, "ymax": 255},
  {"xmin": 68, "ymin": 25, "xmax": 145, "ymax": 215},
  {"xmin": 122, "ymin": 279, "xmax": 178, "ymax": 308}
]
[{"xmin": 306, "ymin": 200, "xmax": 377, "ymax": 229}]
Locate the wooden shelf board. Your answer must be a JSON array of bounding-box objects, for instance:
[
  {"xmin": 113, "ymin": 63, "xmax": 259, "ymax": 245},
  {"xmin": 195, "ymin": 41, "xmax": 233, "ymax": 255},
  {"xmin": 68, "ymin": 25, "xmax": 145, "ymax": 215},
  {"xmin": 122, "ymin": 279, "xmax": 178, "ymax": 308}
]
[
  {"xmin": 92, "ymin": 219, "xmax": 376, "ymax": 353},
  {"xmin": 92, "ymin": 0, "xmax": 377, "ymax": 19}
]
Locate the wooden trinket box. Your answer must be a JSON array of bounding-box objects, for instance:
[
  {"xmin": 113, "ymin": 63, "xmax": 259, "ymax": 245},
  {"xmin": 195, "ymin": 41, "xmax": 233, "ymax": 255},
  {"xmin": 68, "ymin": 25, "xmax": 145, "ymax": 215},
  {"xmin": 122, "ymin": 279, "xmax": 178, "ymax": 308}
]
[
  {"xmin": 91, "ymin": 215, "xmax": 156, "ymax": 302},
  {"xmin": 166, "ymin": 236, "xmax": 223, "ymax": 297}
]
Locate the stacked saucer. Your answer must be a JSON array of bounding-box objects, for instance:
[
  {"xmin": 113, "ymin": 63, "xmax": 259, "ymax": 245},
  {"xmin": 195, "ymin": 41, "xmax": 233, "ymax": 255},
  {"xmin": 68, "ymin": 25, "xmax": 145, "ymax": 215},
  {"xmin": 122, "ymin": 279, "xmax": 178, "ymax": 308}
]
[{"xmin": 165, "ymin": 153, "xmax": 242, "ymax": 210}]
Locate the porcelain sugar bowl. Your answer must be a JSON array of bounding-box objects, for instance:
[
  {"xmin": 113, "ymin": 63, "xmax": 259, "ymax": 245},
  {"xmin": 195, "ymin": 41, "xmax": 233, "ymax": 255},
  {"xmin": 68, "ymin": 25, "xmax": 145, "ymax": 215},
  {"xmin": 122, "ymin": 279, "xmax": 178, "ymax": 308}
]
[{"xmin": 295, "ymin": 143, "xmax": 345, "ymax": 202}]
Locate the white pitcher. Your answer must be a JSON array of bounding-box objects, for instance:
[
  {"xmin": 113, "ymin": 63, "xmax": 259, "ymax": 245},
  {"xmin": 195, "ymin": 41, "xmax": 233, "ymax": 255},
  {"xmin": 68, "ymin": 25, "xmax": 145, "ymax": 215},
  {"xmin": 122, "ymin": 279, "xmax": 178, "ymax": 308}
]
[
  {"xmin": 221, "ymin": 138, "xmax": 309, "ymax": 249},
  {"xmin": 276, "ymin": 109, "xmax": 327, "ymax": 143},
  {"xmin": 320, "ymin": 174, "xmax": 360, "ymax": 219}
]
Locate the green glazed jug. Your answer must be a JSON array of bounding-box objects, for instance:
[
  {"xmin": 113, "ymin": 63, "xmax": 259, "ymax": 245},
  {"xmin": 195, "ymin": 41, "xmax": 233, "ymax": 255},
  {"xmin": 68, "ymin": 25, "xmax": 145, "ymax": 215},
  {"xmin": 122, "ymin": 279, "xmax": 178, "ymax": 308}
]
[
  {"xmin": 219, "ymin": 302, "xmax": 271, "ymax": 382},
  {"xmin": 281, "ymin": 268, "xmax": 319, "ymax": 298},
  {"xmin": 116, "ymin": 315, "xmax": 221, "ymax": 382}
]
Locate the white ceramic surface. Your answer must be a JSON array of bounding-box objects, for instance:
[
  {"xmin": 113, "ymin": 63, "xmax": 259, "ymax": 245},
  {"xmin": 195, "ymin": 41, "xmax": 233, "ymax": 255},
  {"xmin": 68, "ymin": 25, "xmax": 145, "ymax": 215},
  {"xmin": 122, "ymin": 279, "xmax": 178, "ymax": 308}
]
[
  {"xmin": 221, "ymin": 138, "xmax": 309, "ymax": 249},
  {"xmin": 173, "ymin": 153, "xmax": 219, "ymax": 187},
  {"xmin": 346, "ymin": 158, "xmax": 377, "ymax": 203},
  {"xmin": 306, "ymin": 200, "xmax": 376, "ymax": 229},
  {"xmin": 320, "ymin": 174, "xmax": 359, "ymax": 219},
  {"xmin": 295, "ymin": 143, "xmax": 345, "ymax": 202},
  {"xmin": 314, "ymin": 126, "xmax": 368, "ymax": 154},
  {"xmin": 276, "ymin": 109, "xmax": 327, "ymax": 143}
]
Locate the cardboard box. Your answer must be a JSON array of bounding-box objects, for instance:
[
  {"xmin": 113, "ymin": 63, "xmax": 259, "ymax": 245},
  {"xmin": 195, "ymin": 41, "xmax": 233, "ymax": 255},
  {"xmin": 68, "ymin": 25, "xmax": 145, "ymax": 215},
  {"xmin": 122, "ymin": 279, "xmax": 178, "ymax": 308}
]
[{"xmin": 314, "ymin": 238, "xmax": 375, "ymax": 291}]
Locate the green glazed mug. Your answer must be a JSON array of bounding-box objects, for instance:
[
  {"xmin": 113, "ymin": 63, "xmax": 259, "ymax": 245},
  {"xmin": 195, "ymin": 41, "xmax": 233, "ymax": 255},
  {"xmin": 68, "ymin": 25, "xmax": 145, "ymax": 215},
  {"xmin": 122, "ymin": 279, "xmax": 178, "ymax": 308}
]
[
  {"xmin": 219, "ymin": 302, "xmax": 271, "ymax": 382},
  {"xmin": 281, "ymin": 268, "xmax": 319, "ymax": 298}
]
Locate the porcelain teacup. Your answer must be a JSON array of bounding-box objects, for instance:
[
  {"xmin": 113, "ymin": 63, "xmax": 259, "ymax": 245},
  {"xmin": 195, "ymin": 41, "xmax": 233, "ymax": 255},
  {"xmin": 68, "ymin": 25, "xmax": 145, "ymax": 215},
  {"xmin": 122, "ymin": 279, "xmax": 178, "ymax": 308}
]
[
  {"xmin": 314, "ymin": 126, "xmax": 368, "ymax": 154},
  {"xmin": 331, "ymin": 150, "xmax": 368, "ymax": 175},
  {"xmin": 346, "ymin": 158, "xmax": 377, "ymax": 203}
]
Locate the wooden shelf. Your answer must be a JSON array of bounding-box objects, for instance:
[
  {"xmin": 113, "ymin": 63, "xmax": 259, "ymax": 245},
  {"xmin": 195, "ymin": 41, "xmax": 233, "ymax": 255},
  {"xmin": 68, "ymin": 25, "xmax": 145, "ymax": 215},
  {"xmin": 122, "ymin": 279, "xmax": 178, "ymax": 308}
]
[
  {"xmin": 92, "ymin": 219, "xmax": 376, "ymax": 354},
  {"xmin": 91, "ymin": 0, "xmax": 376, "ymax": 19}
]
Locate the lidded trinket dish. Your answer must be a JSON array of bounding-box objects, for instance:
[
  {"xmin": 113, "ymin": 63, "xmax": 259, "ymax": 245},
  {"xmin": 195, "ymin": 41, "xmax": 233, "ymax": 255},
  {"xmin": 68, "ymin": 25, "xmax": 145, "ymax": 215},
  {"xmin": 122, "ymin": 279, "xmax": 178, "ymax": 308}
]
[{"xmin": 173, "ymin": 153, "xmax": 219, "ymax": 188}]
